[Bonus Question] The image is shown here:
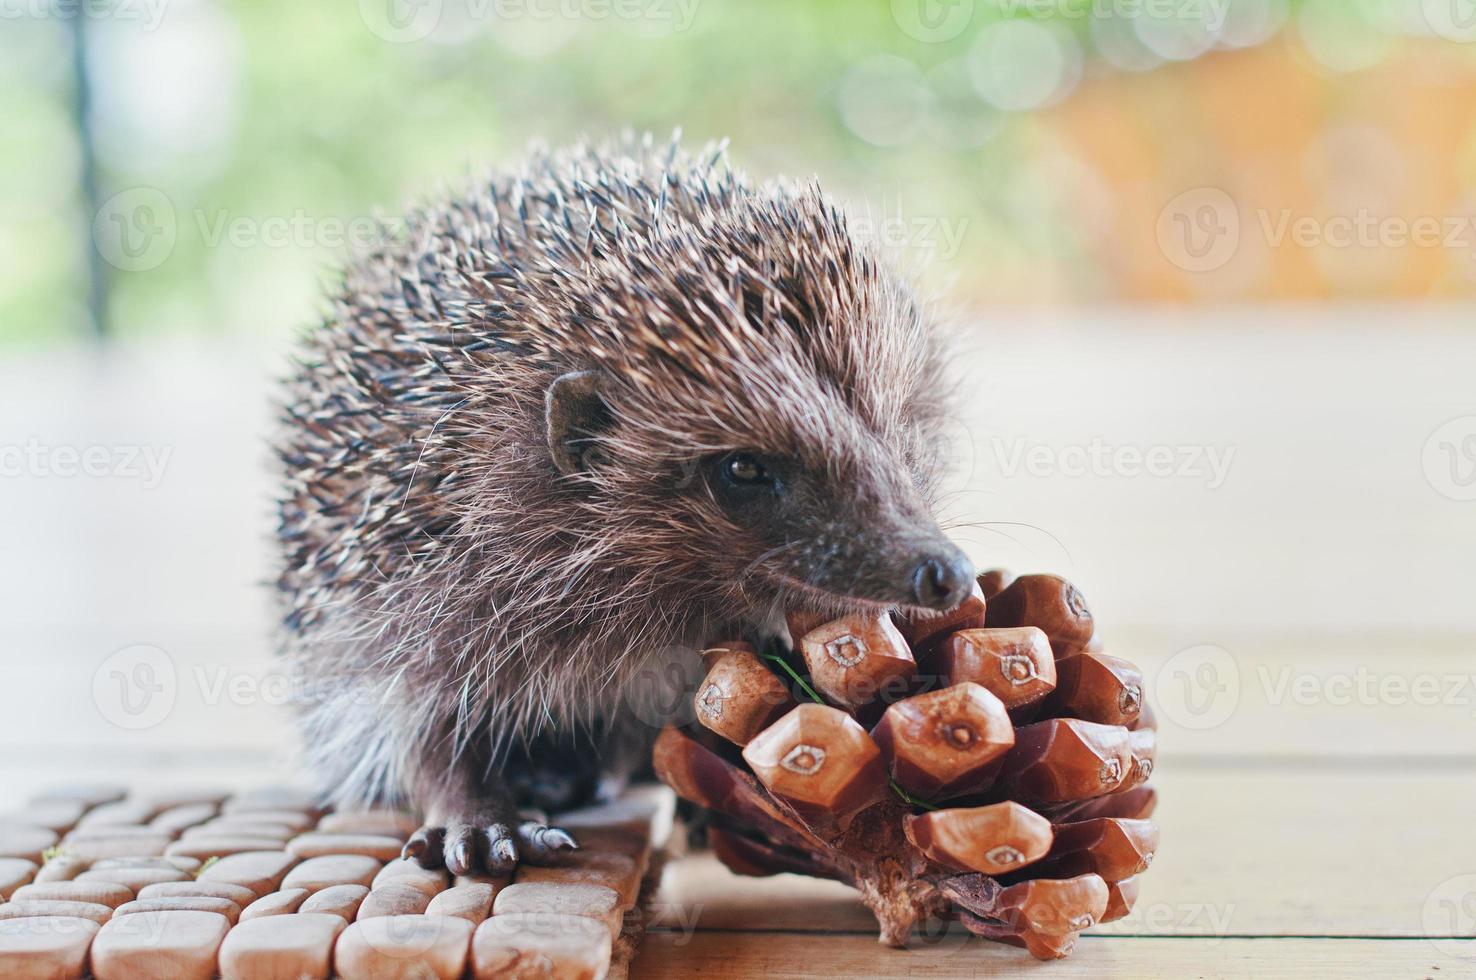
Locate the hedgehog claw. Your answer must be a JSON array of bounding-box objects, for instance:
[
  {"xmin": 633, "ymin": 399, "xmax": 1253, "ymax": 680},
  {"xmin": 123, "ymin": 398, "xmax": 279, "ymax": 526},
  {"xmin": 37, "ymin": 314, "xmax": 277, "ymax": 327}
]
[
  {"xmin": 471, "ymin": 823, "xmax": 509, "ymax": 872},
  {"xmin": 402, "ymin": 826, "xmax": 444, "ymax": 868},
  {"xmin": 516, "ymin": 820, "xmax": 578, "ymax": 863},
  {"xmin": 406, "ymin": 811, "xmax": 575, "ymax": 874},
  {"xmin": 443, "ymin": 822, "xmax": 484, "ymax": 877},
  {"xmin": 405, "ymin": 820, "xmax": 509, "ymax": 875}
]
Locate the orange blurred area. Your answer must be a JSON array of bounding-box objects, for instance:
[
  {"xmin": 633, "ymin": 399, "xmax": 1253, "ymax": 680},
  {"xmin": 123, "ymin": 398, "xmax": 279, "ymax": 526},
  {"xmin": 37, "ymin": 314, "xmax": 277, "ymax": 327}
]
[{"xmin": 1035, "ymin": 38, "xmax": 1476, "ymax": 304}]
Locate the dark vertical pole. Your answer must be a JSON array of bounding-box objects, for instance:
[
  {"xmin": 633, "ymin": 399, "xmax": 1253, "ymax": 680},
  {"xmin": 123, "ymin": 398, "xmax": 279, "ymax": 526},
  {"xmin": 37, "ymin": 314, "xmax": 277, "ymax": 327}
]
[{"xmin": 70, "ymin": 14, "xmax": 108, "ymax": 342}]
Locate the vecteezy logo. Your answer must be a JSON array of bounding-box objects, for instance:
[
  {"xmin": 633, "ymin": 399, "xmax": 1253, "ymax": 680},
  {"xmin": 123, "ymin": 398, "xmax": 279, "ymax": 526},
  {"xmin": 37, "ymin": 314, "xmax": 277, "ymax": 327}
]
[
  {"xmin": 1423, "ymin": 416, "xmax": 1476, "ymax": 501},
  {"xmin": 890, "ymin": 0, "xmax": 974, "ymax": 42},
  {"xmin": 92, "ymin": 644, "xmax": 177, "ymax": 730},
  {"xmin": 359, "ymin": 0, "xmax": 443, "ymax": 42},
  {"xmin": 92, "ymin": 187, "xmax": 177, "ymax": 272},
  {"xmin": 1422, "ymin": 873, "xmax": 1476, "ymax": 957},
  {"xmin": 1422, "ymin": 0, "xmax": 1476, "ymax": 42},
  {"xmin": 620, "ymin": 646, "xmax": 705, "ymax": 728},
  {"xmin": 1156, "ymin": 187, "xmax": 1241, "ymax": 274},
  {"xmin": 1154, "ymin": 644, "xmax": 1239, "ymax": 730}
]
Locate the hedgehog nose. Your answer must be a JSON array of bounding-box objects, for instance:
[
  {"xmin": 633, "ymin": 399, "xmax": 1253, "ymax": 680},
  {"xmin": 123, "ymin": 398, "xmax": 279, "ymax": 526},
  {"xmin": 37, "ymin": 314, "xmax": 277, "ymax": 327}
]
[{"xmin": 911, "ymin": 549, "xmax": 975, "ymax": 612}]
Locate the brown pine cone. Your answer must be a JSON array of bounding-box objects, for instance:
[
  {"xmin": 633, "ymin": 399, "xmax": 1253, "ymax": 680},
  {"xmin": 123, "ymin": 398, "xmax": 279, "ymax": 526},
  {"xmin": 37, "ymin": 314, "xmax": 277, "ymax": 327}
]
[{"xmin": 653, "ymin": 571, "xmax": 1158, "ymax": 960}]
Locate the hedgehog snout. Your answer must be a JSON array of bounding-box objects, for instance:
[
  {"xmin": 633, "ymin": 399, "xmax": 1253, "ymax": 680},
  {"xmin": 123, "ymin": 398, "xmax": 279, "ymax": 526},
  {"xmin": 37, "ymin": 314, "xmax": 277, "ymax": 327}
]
[
  {"xmin": 788, "ymin": 518, "xmax": 974, "ymax": 613},
  {"xmin": 910, "ymin": 546, "xmax": 975, "ymax": 612}
]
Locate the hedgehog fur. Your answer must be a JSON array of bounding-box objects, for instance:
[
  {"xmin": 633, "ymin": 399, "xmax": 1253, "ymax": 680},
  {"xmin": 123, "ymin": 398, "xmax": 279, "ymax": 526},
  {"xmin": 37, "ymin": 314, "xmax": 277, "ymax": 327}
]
[{"xmin": 273, "ymin": 133, "xmax": 958, "ymax": 851}]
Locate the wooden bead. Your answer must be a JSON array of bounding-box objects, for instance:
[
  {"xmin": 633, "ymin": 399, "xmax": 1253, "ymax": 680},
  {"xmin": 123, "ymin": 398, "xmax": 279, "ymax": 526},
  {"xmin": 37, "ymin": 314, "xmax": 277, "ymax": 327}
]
[
  {"xmin": 984, "ymin": 574, "xmax": 1094, "ymax": 658},
  {"xmin": 317, "ymin": 810, "xmax": 419, "ymax": 838},
  {"xmin": 147, "ymin": 805, "xmax": 216, "ymax": 837},
  {"xmin": 741, "ymin": 704, "xmax": 889, "ymax": 837},
  {"xmin": 184, "ymin": 822, "xmax": 294, "ymax": 843},
  {"xmin": 871, "ymin": 683, "xmax": 1014, "ymax": 800},
  {"xmin": 0, "ymin": 900, "xmax": 112, "ymax": 924},
  {"xmin": 62, "ymin": 824, "xmax": 169, "ymax": 843},
  {"xmin": 357, "ymin": 883, "xmax": 433, "ymax": 919},
  {"xmin": 904, "ymin": 802, "xmax": 1052, "ymax": 875},
  {"xmin": 425, "ymin": 883, "xmax": 499, "ymax": 924},
  {"xmin": 114, "ymin": 896, "xmax": 242, "ymax": 925},
  {"xmin": 196, "ymin": 850, "xmax": 298, "ymax": 897},
  {"xmin": 0, "ymin": 858, "xmax": 37, "ymax": 899},
  {"xmin": 166, "ymin": 836, "xmax": 289, "ymax": 861},
  {"xmin": 62, "ymin": 837, "xmax": 174, "ymax": 864},
  {"xmin": 217, "ymin": 913, "xmax": 345, "ymax": 980},
  {"xmin": 240, "ymin": 888, "xmax": 309, "ymax": 921},
  {"xmin": 997, "ymin": 719, "xmax": 1134, "ymax": 803},
  {"xmin": 514, "ymin": 851, "xmax": 641, "ymax": 910},
  {"xmin": 1047, "ymin": 653, "xmax": 1144, "ymax": 727},
  {"xmin": 0, "ymin": 915, "xmax": 100, "ymax": 980},
  {"xmin": 281, "ymin": 855, "xmax": 381, "ymax": 893},
  {"xmin": 213, "ymin": 809, "xmax": 316, "ymax": 833},
  {"xmin": 92, "ymin": 909, "xmax": 231, "ymax": 980},
  {"xmin": 90, "ymin": 855, "xmax": 198, "ymax": 874},
  {"xmin": 694, "ymin": 647, "xmax": 796, "ymax": 746},
  {"xmin": 298, "ymin": 883, "xmax": 370, "ymax": 920},
  {"xmin": 797, "ymin": 613, "xmax": 916, "ymax": 710},
  {"xmin": 470, "ymin": 912, "xmax": 612, "ymax": 980},
  {"xmin": 12, "ymin": 881, "xmax": 133, "ymax": 908},
  {"xmin": 0, "ymin": 825, "xmax": 58, "ymax": 863},
  {"xmin": 493, "ymin": 881, "xmax": 623, "ymax": 940},
  {"xmin": 76, "ymin": 867, "xmax": 190, "ymax": 893},
  {"xmin": 334, "ymin": 914, "xmax": 473, "ymax": 980},
  {"xmin": 77, "ymin": 802, "xmax": 156, "ymax": 828},
  {"xmin": 120, "ymin": 804, "xmax": 201, "ymax": 835},
  {"xmin": 894, "ymin": 580, "xmax": 987, "ymax": 648},
  {"xmin": 286, "ymin": 833, "xmax": 405, "ymax": 861},
  {"xmin": 372, "ymin": 858, "xmax": 451, "ymax": 899},
  {"xmin": 937, "ymin": 628, "xmax": 1056, "ymax": 710},
  {"xmin": 137, "ymin": 881, "xmax": 257, "ymax": 907},
  {"xmin": 32, "ymin": 855, "xmax": 88, "ymax": 884}
]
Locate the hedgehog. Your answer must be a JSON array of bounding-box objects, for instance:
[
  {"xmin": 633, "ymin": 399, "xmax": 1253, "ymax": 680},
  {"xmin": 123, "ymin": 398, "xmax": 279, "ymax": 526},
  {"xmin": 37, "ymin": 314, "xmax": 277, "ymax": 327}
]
[{"xmin": 273, "ymin": 133, "xmax": 975, "ymax": 875}]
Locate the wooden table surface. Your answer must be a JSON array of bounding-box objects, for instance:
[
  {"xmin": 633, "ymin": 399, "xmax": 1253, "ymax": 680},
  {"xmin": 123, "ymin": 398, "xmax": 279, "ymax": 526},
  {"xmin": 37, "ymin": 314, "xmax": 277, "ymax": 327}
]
[{"xmin": 7, "ymin": 631, "xmax": 1474, "ymax": 978}]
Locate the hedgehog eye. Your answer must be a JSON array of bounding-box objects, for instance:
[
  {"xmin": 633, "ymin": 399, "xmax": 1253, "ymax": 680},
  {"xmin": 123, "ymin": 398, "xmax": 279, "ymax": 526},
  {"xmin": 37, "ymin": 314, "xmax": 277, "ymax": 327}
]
[
  {"xmin": 712, "ymin": 452, "xmax": 783, "ymax": 500},
  {"xmin": 724, "ymin": 453, "xmax": 769, "ymax": 486}
]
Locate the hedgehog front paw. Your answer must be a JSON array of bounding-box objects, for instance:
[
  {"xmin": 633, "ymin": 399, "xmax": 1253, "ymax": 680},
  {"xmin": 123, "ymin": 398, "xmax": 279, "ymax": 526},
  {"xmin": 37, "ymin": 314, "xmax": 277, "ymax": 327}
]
[{"xmin": 402, "ymin": 817, "xmax": 577, "ymax": 875}]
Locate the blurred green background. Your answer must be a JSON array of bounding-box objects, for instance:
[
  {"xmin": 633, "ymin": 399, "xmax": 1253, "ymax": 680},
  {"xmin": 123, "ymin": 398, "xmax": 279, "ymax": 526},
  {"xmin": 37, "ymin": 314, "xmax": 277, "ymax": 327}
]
[{"xmin": 8, "ymin": 0, "xmax": 1476, "ymax": 348}]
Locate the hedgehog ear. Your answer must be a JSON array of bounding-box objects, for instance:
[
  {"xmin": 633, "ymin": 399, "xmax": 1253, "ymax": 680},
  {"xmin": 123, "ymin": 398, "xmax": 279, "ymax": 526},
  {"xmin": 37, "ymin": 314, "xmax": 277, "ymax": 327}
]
[{"xmin": 546, "ymin": 370, "xmax": 614, "ymax": 476}]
